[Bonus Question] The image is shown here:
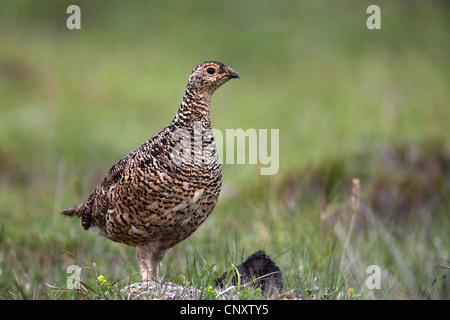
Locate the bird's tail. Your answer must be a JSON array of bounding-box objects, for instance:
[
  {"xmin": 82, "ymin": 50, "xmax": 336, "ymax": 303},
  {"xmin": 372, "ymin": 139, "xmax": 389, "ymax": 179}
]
[{"xmin": 61, "ymin": 203, "xmax": 83, "ymax": 218}]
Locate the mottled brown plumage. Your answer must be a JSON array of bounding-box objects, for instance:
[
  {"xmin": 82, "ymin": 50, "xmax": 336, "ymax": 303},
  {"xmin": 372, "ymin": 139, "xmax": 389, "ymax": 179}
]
[{"xmin": 62, "ymin": 61, "xmax": 239, "ymax": 280}]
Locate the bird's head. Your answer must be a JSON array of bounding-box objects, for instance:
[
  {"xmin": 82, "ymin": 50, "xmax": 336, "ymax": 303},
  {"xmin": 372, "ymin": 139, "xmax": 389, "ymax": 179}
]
[{"xmin": 187, "ymin": 61, "xmax": 240, "ymax": 97}]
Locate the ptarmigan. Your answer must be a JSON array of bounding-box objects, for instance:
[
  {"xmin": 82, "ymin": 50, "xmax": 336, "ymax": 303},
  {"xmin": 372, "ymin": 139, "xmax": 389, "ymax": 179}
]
[{"xmin": 62, "ymin": 61, "xmax": 239, "ymax": 281}]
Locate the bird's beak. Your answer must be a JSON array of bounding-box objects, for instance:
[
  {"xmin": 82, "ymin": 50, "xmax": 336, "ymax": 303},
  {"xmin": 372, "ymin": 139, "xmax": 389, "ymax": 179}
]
[{"xmin": 224, "ymin": 70, "xmax": 240, "ymax": 79}]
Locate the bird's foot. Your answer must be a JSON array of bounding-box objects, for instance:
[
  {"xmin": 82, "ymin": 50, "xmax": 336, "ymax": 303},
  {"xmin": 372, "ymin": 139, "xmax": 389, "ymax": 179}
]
[{"xmin": 139, "ymin": 276, "xmax": 166, "ymax": 286}]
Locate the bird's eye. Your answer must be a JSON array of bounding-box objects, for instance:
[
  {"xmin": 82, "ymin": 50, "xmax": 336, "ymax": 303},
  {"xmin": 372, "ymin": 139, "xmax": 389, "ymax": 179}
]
[{"xmin": 206, "ymin": 67, "xmax": 216, "ymax": 75}]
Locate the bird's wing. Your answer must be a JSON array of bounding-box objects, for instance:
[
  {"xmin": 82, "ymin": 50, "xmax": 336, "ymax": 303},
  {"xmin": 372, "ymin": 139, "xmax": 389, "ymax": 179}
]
[{"xmin": 81, "ymin": 153, "xmax": 132, "ymax": 230}]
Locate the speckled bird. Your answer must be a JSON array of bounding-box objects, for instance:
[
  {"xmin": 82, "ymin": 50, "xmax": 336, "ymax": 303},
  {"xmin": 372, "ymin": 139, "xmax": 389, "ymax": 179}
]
[{"xmin": 62, "ymin": 61, "xmax": 239, "ymax": 281}]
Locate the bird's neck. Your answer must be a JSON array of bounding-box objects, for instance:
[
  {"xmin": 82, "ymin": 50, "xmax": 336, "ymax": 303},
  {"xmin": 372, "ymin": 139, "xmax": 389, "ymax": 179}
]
[{"xmin": 173, "ymin": 87, "xmax": 212, "ymax": 129}]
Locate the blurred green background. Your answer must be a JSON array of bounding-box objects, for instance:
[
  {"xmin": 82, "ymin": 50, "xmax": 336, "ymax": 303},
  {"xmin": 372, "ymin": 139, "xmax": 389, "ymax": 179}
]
[{"xmin": 0, "ymin": 0, "xmax": 449, "ymax": 299}]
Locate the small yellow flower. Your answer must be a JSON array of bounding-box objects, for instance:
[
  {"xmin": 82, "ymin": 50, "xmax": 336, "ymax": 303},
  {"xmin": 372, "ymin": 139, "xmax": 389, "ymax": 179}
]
[
  {"xmin": 98, "ymin": 275, "xmax": 104, "ymax": 282},
  {"xmin": 348, "ymin": 287, "xmax": 354, "ymax": 294},
  {"xmin": 205, "ymin": 285, "xmax": 217, "ymax": 300}
]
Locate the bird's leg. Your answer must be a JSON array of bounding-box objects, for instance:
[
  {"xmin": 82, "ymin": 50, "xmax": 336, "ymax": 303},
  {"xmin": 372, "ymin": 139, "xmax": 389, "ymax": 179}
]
[
  {"xmin": 136, "ymin": 245, "xmax": 157, "ymax": 281},
  {"xmin": 135, "ymin": 244, "xmax": 169, "ymax": 283},
  {"xmin": 138, "ymin": 258, "xmax": 158, "ymax": 281}
]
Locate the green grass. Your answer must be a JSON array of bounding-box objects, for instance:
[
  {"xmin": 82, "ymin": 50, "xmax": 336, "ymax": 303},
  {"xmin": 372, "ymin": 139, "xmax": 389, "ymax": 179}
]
[{"xmin": 0, "ymin": 0, "xmax": 449, "ymax": 300}]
